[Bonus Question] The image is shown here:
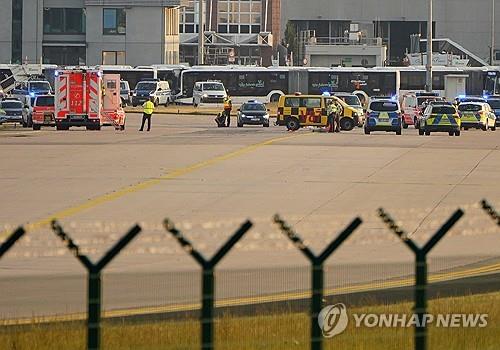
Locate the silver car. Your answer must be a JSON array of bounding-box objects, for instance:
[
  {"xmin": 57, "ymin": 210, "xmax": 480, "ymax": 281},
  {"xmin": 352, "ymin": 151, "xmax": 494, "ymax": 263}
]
[{"xmin": 0, "ymin": 99, "xmax": 27, "ymax": 125}]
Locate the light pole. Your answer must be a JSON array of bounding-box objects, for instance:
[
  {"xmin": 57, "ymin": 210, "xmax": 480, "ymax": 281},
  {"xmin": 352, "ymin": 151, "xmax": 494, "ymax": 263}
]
[
  {"xmin": 425, "ymin": 0, "xmax": 433, "ymax": 92},
  {"xmin": 198, "ymin": 0, "xmax": 205, "ymax": 65},
  {"xmin": 491, "ymin": 0, "xmax": 495, "ymax": 65}
]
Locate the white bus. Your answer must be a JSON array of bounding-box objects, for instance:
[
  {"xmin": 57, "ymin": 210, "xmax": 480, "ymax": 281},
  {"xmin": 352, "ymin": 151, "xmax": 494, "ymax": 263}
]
[{"xmin": 177, "ymin": 65, "xmax": 290, "ymax": 104}]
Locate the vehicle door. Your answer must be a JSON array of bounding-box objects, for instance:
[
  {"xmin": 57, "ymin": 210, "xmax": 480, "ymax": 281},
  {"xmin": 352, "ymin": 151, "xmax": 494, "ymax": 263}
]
[
  {"xmin": 103, "ymin": 74, "xmax": 121, "ymax": 110},
  {"xmin": 299, "ymin": 97, "xmax": 323, "ymax": 126}
]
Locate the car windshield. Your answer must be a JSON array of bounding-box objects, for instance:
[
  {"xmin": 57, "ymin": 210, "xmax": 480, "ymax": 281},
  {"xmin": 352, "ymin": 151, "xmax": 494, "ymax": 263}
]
[
  {"xmin": 120, "ymin": 82, "xmax": 128, "ymax": 90},
  {"xmin": 370, "ymin": 101, "xmax": 398, "ymax": 112},
  {"xmin": 458, "ymin": 104, "xmax": 482, "ymax": 112},
  {"xmin": 30, "ymin": 82, "xmax": 51, "ymax": 91},
  {"xmin": 136, "ymin": 82, "xmax": 156, "ymax": 91},
  {"xmin": 417, "ymin": 97, "xmax": 439, "ymax": 106},
  {"xmin": 339, "ymin": 95, "xmax": 361, "ymax": 106},
  {"xmin": 487, "ymin": 99, "xmax": 500, "ymax": 109},
  {"xmin": 432, "ymin": 106, "xmax": 456, "ymax": 114},
  {"xmin": 242, "ymin": 103, "xmax": 266, "ymax": 112},
  {"xmin": 203, "ymin": 83, "xmax": 224, "ymax": 91},
  {"xmin": 1, "ymin": 102, "xmax": 22, "ymax": 109},
  {"xmin": 36, "ymin": 96, "xmax": 54, "ymax": 106}
]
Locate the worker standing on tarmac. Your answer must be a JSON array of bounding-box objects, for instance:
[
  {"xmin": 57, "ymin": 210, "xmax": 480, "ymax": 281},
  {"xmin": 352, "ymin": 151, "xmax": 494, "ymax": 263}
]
[
  {"xmin": 326, "ymin": 99, "xmax": 339, "ymax": 133},
  {"xmin": 139, "ymin": 97, "xmax": 155, "ymax": 131},
  {"xmin": 223, "ymin": 95, "xmax": 232, "ymax": 127}
]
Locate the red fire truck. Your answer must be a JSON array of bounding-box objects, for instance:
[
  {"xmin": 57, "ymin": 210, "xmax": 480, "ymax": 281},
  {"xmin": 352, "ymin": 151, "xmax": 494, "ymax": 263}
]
[{"xmin": 54, "ymin": 69, "xmax": 125, "ymax": 130}]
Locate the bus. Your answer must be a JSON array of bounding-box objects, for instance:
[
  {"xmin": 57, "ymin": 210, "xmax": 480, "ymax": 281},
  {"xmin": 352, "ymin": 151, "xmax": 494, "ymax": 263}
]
[{"xmin": 178, "ymin": 66, "xmax": 290, "ymax": 104}]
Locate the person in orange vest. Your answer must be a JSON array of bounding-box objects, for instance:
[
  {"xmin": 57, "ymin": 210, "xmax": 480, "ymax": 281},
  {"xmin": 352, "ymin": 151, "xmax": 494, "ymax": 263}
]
[
  {"xmin": 223, "ymin": 95, "xmax": 232, "ymax": 127},
  {"xmin": 139, "ymin": 97, "xmax": 155, "ymax": 131}
]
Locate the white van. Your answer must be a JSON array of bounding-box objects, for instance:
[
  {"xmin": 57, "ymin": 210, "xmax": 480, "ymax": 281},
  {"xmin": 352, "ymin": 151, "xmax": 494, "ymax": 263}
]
[
  {"xmin": 192, "ymin": 81, "xmax": 227, "ymax": 107},
  {"xmin": 132, "ymin": 79, "xmax": 172, "ymax": 107}
]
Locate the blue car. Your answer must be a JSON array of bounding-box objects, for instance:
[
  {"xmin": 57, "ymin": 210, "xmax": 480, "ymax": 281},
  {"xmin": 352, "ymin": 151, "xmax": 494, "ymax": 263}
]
[{"xmin": 364, "ymin": 99, "xmax": 402, "ymax": 135}]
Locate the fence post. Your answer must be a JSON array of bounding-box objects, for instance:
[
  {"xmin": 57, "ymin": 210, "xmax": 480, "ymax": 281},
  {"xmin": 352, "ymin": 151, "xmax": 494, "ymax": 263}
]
[
  {"xmin": 273, "ymin": 214, "xmax": 362, "ymax": 350},
  {"xmin": 51, "ymin": 220, "xmax": 141, "ymax": 350},
  {"xmin": 480, "ymin": 199, "xmax": 500, "ymax": 226},
  {"xmin": 378, "ymin": 208, "xmax": 464, "ymax": 350},
  {"xmin": 164, "ymin": 218, "xmax": 253, "ymax": 350},
  {"xmin": 0, "ymin": 227, "xmax": 25, "ymax": 259}
]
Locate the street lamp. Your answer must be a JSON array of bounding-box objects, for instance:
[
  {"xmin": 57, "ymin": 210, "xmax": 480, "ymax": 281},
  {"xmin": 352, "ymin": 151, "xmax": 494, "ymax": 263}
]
[
  {"xmin": 425, "ymin": 0, "xmax": 433, "ymax": 92},
  {"xmin": 491, "ymin": 0, "xmax": 495, "ymax": 65},
  {"xmin": 198, "ymin": 0, "xmax": 204, "ymax": 65}
]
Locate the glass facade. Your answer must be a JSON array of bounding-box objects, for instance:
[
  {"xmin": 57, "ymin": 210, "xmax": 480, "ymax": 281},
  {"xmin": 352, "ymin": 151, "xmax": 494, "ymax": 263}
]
[
  {"xmin": 43, "ymin": 8, "xmax": 86, "ymax": 34},
  {"xmin": 217, "ymin": 0, "xmax": 261, "ymax": 34},
  {"xmin": 103, "ymin": 8, "xmax": 126, "ymax": 35},
  {"xmin": 179, "ymin": 0, "xmax": 204, "ymax": 34}
]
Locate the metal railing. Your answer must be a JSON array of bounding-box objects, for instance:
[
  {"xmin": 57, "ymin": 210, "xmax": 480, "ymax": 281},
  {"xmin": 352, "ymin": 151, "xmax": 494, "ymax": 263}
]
[
  {"xmin": 0, "ymin": 199, "xmax": 498, "ymax": 350},
  {"xmin": 307, "ymin": 37, "xmax": 384, "ymax": 46}
]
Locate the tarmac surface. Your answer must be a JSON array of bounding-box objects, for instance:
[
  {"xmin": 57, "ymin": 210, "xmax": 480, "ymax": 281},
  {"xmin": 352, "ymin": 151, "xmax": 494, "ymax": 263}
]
[{"xmin": 0, "ymin": 112, "xmax": 499, "ymax": 319}]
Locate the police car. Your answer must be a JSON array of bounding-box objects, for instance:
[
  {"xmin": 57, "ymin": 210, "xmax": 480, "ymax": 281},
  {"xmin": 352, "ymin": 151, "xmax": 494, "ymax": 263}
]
[
  {"xmin": 364, "ymin": 99, "xmax": 402, "ymax": 135},
  {"xmin": 458, "ymin": 102, "xmax": 497, "ymax": 131},
  {"xmin": 419, "ymin": 104, "xmax": 461, "ymax": 136}
]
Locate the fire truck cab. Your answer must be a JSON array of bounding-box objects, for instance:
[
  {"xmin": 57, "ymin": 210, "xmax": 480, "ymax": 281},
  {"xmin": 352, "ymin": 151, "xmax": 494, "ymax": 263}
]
[{"xmin": 55, "ymin": 69, "xmax": 125, "ymax": 130}]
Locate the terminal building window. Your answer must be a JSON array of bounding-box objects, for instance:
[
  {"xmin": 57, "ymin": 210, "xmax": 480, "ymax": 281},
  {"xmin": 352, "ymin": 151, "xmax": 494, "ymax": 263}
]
[
  {"xmin": 179, "ymin": 0, "xmax": 204, "ymax": 34},
  {"xmin": 43, "ymin": 8, "xmax": 86, "ymax": 34},
  {"xmin": 102, "ymin": 51, "xmax": 126, "ymax": 65},
  {"xmin": 43, "ymin": 46, "xmax": 86, "ymax": 65},
  {"xmin": 218, "ymin": 0, "xmax": 261, "ymax": 34},
  {"xmin": 11, "ymin": 0, "xmax": 23, "ymax": 63},
  {"xmin": 103, "ymin": 8, "xmax": 126, "ymax": 35}
]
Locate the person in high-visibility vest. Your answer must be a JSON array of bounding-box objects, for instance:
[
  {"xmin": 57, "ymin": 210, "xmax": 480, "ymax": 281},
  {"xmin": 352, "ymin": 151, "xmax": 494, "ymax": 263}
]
[
  {"xmin": 326, "ymin": 100, "xmax": 338, "ymax": 133},
  {"xmin": 140, "ymin": 97, "xmax": 155, "ymax": 131},
  {"xmin": 223, "ymin": 95, "xmax": 232, "ymax": 127}
]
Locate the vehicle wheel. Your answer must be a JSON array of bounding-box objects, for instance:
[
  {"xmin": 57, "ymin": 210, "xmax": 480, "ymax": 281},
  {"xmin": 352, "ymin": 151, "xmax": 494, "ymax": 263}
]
[
  {"xmin": 455, "ymin": 130, "xmax": 461, "ymax": 136},
  {"xmin": 425, "ymin": 131, "xmax": 431, "ymax": 136},
  {"xmin": 285, "ymin": 117, "xmax": 300, "ymax": 131},
  {"xmin": 364, "ymin": 127, "xmax": 370, "ymax": 135},
  {"xmin": 32, "ymin": 124, "xmax": 41, "ymax": 131},
  {"xmin": 491, "ymin": 124, "xmax": 496, "ymax": 131},
  {"xmin": 270, "ymin": 93, "xmax": 281, "ymax": 102},
  {"xmin": 448, "ymin": 131, "xmax": 454, "ymax": 136},
  {"xmin": 263, "ymin": 122, "xmax": 270, "ymax": 127},
  {"xmin": 402, "ymin": 120, "xmax": 408, "ymax": 129},
  {"xmin": 132, "ymin": 103, "xmax": 137, "ymax": 107},
  {"xmin": 340, "ymin": 117, "xmax": 355, "ymax": 131},
  {"xmin": 464, "ymin": 127, "xmax": 469, "ymax": 131},
  {"xmin": 418, "ymin": 128, "xmax": 424, "ymax": 135},
  {"xmin": 56, "ymin": 125, "xmax": 64, "ymax": 131},
  {"xmin": 237, "ymin": 122, "xmax": 243, "ymax": 127},
  {"xmin": 396, "ymin": 128, "xmax": 402, "ymax": 135},
  {"xmin": 120, "ymin": 124, "xmax": 125, "ymax": 131}
]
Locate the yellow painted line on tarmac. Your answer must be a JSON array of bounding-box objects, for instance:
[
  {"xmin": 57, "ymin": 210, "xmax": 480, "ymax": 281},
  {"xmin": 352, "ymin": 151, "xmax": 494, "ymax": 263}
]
[
  {"xmin": 0, "ymin": 132, "xmax": 311, "ymax": 240},
  {"xmin": 3, "ymin": 261, "xmax": 500, "ymax": 326}
]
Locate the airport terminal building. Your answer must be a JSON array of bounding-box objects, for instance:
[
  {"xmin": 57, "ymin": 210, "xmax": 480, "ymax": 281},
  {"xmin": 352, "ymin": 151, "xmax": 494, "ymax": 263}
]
[{"xmin": 1, "ymin": 0, "xmax": 500, "ymax": 67}]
